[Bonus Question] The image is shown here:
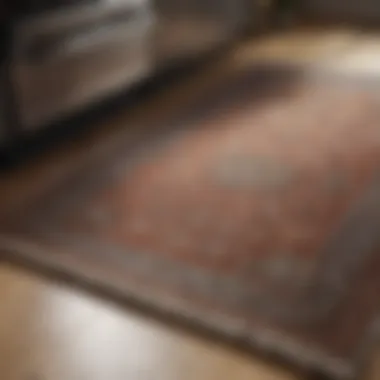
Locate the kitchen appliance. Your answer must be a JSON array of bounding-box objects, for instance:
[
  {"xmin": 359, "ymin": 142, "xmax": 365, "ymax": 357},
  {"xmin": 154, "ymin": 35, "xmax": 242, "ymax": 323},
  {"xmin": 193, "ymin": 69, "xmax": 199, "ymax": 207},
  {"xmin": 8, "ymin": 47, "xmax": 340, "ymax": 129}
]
[
  {"xmin": 1, "ymin": 0, "xmax": 251, "ymax": 145},
  {"xmin": 10, "ymin": 0, "xmax": 155, "ymax": 130}
]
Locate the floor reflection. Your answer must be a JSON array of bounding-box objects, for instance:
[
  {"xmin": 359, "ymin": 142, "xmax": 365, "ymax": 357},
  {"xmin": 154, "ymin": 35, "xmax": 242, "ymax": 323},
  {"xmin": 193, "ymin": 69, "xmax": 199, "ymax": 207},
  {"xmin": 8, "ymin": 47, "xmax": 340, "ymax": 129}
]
[{"xmin": 0, "ymin": 263, "xmax": 296, "ymax": 380}]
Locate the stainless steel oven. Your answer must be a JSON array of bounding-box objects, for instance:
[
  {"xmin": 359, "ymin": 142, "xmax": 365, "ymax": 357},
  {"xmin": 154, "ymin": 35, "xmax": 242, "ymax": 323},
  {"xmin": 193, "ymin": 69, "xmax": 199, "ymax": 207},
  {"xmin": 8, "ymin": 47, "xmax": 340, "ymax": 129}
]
[
  {"xmin": 10, "ymin": 0, "xmax": 155, "ymax": 130},
  {"xmin": 0, "ymin": 0, "xmax": 251, "ymax": 146}
]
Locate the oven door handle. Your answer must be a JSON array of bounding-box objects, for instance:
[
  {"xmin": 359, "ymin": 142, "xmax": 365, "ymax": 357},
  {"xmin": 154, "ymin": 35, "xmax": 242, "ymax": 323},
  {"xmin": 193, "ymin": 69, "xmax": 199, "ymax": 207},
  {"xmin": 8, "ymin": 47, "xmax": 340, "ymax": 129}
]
[{"xmin": 14, "ymin": 11, "xmax": 155, "ymax": 64}]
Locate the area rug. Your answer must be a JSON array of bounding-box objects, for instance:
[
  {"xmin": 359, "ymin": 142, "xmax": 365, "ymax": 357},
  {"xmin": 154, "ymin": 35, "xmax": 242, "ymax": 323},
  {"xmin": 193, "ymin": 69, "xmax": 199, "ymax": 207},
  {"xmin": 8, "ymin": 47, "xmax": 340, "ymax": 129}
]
[{"xmin": 1, "ymin": 64, "xmax": 380, "ymax": 380}]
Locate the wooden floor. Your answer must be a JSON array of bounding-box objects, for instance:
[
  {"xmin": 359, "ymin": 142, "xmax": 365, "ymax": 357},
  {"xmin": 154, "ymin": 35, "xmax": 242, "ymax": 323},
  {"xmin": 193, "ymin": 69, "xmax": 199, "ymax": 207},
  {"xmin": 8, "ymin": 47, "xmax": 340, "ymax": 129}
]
[
  {"xmin": 0, "ymin": 263, "xmax": 300, "ymax": 380},
  {"xmin": 2, "ymin": 28, "xmax": 380, "ymax": 380}
]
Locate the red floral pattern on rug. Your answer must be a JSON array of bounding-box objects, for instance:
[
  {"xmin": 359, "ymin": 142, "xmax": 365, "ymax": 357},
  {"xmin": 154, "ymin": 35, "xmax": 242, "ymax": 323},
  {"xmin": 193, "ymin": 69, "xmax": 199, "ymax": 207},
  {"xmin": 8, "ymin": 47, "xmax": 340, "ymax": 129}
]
[{"xmin": 72, "ymin": 85, "xmax": 380, "ymax": 301}]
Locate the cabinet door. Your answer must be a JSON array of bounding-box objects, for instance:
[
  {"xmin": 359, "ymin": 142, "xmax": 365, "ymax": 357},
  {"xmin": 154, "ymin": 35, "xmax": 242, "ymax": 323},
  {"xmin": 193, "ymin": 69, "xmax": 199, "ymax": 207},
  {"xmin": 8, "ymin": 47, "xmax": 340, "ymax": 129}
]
[
  {"xmin": 155, "ymin": 0, "xmax": 250, "ymax": 65},
  {"xmin": 303, "ymin": 0, "xmax": 380, "ymax": 22}
]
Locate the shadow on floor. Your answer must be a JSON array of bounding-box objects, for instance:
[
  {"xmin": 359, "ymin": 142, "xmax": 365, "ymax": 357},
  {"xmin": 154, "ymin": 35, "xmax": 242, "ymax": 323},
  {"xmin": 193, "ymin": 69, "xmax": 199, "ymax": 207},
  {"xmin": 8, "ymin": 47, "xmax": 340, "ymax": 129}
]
[{"xmin": 0, "ymin": 58, "xmax": 305, "ymax": 170}]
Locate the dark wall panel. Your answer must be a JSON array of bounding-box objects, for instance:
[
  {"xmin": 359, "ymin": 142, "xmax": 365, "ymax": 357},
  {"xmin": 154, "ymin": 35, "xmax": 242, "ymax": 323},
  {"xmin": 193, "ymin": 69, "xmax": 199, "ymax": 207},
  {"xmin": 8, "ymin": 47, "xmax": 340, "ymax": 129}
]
[{"xmin": 301, "ymin": 0, "xmax": 380, "ymax": 23}]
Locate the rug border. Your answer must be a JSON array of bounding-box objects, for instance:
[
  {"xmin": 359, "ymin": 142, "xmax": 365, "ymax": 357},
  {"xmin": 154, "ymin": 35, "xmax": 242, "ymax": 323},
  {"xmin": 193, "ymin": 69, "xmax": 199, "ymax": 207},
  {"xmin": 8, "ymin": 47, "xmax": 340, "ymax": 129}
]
[{"xmin": 1, "ymin": 235, "xmax": 378, "ymax": 380}]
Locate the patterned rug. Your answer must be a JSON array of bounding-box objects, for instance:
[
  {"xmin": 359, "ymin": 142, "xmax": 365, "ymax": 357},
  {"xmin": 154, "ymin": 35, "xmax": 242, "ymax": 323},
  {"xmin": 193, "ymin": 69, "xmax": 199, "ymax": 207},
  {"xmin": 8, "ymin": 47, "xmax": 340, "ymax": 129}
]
[{"xmin": 2, "ymin": 64, "xmax": 380, "ymax": 379}]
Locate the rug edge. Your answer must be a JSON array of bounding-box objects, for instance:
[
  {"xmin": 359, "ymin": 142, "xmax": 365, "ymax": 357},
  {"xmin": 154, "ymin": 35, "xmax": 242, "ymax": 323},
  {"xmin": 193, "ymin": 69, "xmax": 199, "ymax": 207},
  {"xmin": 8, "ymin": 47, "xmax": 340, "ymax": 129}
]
[{"xmin": 0, "ymin": 234, "xmax": 376, "ymax": 380}]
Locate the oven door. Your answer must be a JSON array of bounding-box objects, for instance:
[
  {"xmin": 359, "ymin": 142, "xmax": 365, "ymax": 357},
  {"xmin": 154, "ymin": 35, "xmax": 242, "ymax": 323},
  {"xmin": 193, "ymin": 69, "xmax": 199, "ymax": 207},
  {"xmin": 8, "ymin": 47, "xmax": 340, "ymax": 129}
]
[{"xmin": 10, "ymin": 0, "xmax": 155, "ymax": 131}]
